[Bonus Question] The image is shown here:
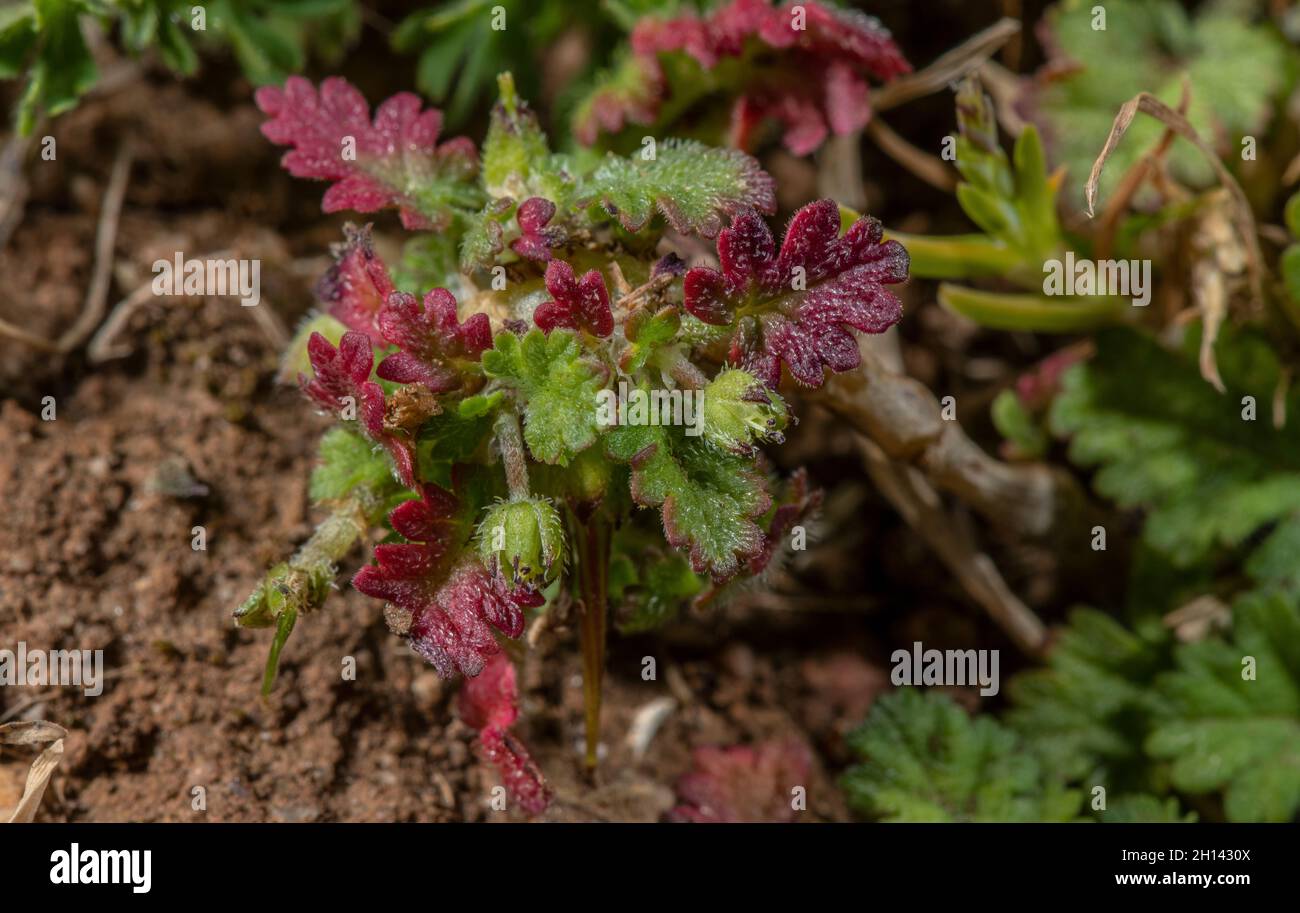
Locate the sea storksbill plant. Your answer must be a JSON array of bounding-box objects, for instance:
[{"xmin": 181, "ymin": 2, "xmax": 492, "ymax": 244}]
[{"xmin": 235, "ymin": 71, "xmax": 907, "ymax": 814}]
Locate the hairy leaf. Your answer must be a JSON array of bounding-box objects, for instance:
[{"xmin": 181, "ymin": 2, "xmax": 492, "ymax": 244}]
[
  {"xmin": 257, "ymin": 75, "xmax": 482, "ymax": 229},
  {"xmin": 583, "ymin": 139, "xmax": 775, "ymax": 237},
  {"xmin": 605, "ymin": 416, "xmax": 771, "ymax": 581},
  {"xmin": 458, "ymin": 653, "xmax": 551, "ymax": 816},
  {"xmin": 481, "ymin": 328, "xmax": 606, "ymax": 465},
  {"xmin": 353, "ymin": 484, "xmax": 543, "ymax": 678},
  {"xmin": 684, "ymin": 200, "xmax": 907, "ymax": 388}
]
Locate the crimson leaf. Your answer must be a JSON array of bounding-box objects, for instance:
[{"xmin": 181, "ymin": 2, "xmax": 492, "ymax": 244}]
[
  {"xmin": 458, "ymin": 653, "xmax": 552, "ymax": 817},
  {"xmin": 353, "ymin": 484, "xmax": 543, "ymax": 679},
  {"xmin": 532, "ymin": 259, "xmax": 615, "ymax": 338},
  {"xmin": 684, "ymin": 199, "xmax": 908, "ymax": 388},
  {"xmin": 256, "ymin": 76, "xmax": 482, "ymax": 230},
  {"xmin": 300, "ymin": 330, "xmax": 416, "ymax": 487},
  {"xmin": 376, "ymin": 287, "xmax": 492, "ymax": 392}
]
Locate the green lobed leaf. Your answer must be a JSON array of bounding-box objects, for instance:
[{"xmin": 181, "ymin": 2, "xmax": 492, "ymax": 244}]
[
  {"xmin": 1049, "ymin": 326, "xmax": 1300, "ymax": 570},
  {"xmin": 609, "ymin": 523, "xmax": 704, "ymax": 634},
  {"xmin": 1100, "ymin": 794, "xmax": 1196, "ymax": 823},
  {"xmin": 605, "ymin": 413, "xmax": 770, "ymax": 581},
  {"xmin": 1032, "ymin": 0, "xmax": 1289, "ymax": 205},
  {"xmin": 1008, "ymin": 608, "xmax": 1173, "ymax": 793},
  {"xmin": 843, "ymin": 690, "xmax": 1083, "ymax": 822},
  {"xmin": 309, "ymin": 426, "xmax": 400, "ymax": 503},
  {"xmin": 481, "ymin": 328, "xmax": 606, "ymax": 465},
  {"xmin": 581, "ymin": 138, "xmax": 774, "ymax": 237}
]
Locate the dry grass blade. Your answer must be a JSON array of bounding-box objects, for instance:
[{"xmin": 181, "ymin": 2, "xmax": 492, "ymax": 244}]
[
  {"xmin": 1, "ymin": 720, "xmax": 67, "ymax": 823},
  {"xmin": 1084, "ymin": 92, "xmax": 1264, "ymax": 309},
  {"xmin": 873, "ymin": 18, "xmax": 1022, "ymax": 113}
]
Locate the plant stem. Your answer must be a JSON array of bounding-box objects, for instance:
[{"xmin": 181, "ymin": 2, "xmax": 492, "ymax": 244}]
[
  {"xmin": 235, "ymin": 488, "xmax": 377, "ymax": 694},
  {"xmin": 494, "ymin": 410, "xmax": 531, "ymax": 500},
  {"xmin": 568, "ymin": 508, "xmax": 611, "ymax": 774}
]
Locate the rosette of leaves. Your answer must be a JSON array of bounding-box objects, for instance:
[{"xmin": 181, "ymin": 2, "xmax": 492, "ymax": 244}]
[
  {"xmin": 573, "ymin": 0, "xmax": 911, "ymax": 156},
  {"xmin": 0, "ymin": 0, "xmax": 359, "ymax": 133},
  {"xmin": 241, "ymin": 72, "xmax": 902, "ymax": 785},
  {"xmin": 1027, "ymin": 0, "xmax": 1291, "ymax": 205},
  {"xmin": 842, "ymin": 689, "xmax": 1083, "ymax": 822}
]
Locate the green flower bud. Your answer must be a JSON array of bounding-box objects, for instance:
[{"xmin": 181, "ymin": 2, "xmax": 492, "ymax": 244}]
[
  {"xmin": 701, "ymin": 368, "xmax": 789, "ymax": 454},
  {"xmin": 477, "ymin": 497, "xmax": 566, "ymax": 585}
]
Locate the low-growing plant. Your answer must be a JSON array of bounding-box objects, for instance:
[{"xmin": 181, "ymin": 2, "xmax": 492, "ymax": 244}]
[
  {"xmin": 574, "ymin": 0, "xmax": 910, "ymax": 155},
  {"xmin": 236, "ymin": 69, "xmax": 906, "ymax": 811}
]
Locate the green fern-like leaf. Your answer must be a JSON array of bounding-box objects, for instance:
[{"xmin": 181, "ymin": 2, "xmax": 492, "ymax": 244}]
[
  {"xmin": 1147, "ymin": 589, "xmax": 1300, "ymax": 823},
  {"xmin": 1008, "ymin": 608, "xmax": 1173, "ymax": 793},
  {"xmin": 843, "ymin": 689, "xmax": 1083, "ymax": 822},
  {"xmin": 1050, "ymin": 326, "xmax": 1300, "ymax": 570}
]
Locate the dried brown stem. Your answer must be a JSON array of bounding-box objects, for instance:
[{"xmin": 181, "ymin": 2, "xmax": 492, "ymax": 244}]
[
  {"xmin": 851, "ymin": 432, "xmax": 1047, "ymax": 654},
  {"xmin": 810, "ymin": 345, "xmax": 1086, "ymax": 546},
  {"xmin": 872, "ymin": 18, "xmax": 1022, "ymax": 113}
]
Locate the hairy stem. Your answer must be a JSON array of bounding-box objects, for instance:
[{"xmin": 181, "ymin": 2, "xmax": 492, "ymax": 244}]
[{"xmin": 494, "ymin": 409, "xmax": 532, "ymax": 500}]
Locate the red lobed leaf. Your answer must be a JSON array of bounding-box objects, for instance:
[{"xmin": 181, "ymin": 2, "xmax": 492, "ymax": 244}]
[
  {"xmin": 300, "ymin": 330, "xmax": 416, "ymax": 486},
  {"xmin": 375, "ymin": 287, "xmax": 492, "ymax": 392},
  {"xmin": 458, "ymin": 654, "xmax": 551, "ymax": 816},
  {"xmin": 669, "ymin": 738, "xmax": 813, "ymax": 823},
  {"xmin": 683, "ymin": 199, "xmax": 908, "ymax": 388},
  {"xmin": 353, "ymin": 486, "xmax": 542, "ymax": 679},
  {"xmin": 614, "ymin": 0, "xmax": 911, "ymax": 155},
  {"xmin": 256, "ymin": 76, "xmax": 478, "ymax": 229},
  {"xmin": 509, "ymin": 197, "xmax": 566, "ymax": 262},
  {"xmin": 314, "ymin": 223, "xmax": 395, "ymax": 345},
  {"xmin": 532, "ymin": 259, "xmax": 615, "ymax": 338}
]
